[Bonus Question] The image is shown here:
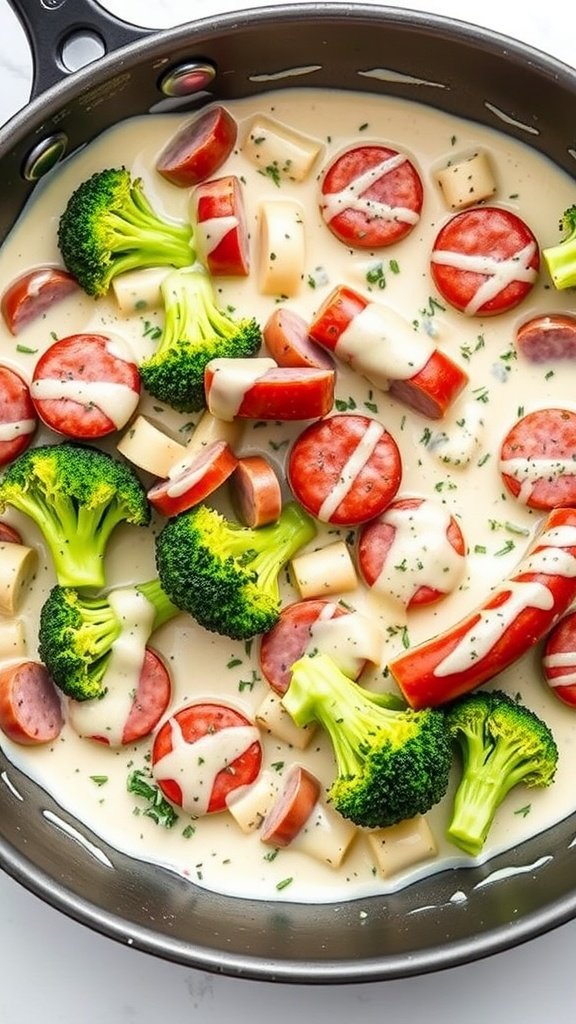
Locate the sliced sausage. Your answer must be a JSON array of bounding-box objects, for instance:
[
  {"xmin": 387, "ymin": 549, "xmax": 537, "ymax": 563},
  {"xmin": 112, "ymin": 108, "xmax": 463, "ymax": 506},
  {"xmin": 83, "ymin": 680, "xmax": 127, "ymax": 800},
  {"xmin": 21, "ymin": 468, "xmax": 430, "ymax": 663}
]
[
  {"xmin": 357, "ymin": 496, "xmax": 466, "ymax": 607},
  {"xmin": 516, "ymin": 313, "xmax": 576, "ymax": 363},
  {"xmin": 499, "ymin": 408, "xmax": 576, "ymax": 510},
  {"xmin": 205, "ymin": 357, "xmax": 335, "ymax": 421},
  {"xmin": 156, "ymin": 106, "xmax": 238, "ymax": 187},
  {"xmin": 287, "ymin": 413, "xmax": 402, "ymax": 525},
  {"xmin": 0, "ymin": 366, "xmax": 37, "ymax": 466},
  {"xmin": 0, "ymin": 521, "xmax": 22, "ymax": 544},
  {"xmin": 430, "ymin": 206, "xmax": 539, "ymax": 316},
  {"xmin": 389, "ymin": 507, "xmax": 576, "ymax": 708},
  {"xmin": 232, "ymin": 455, "xmax": 282, "ymax": 527},
  {"xmin": 542, "ymin": 611, "xmax": 576, "ymax": 708},
  {"xmin": 1, "ymin": 266, "xmax": 78, "ymax": 335},
  {"xmin": 263, "ymin": 308, "xmax": 334, "ymax": 370},
  {"xmin": 259, "ymin": 599, "xmax": 350, "ymax": 695},
  {"xmin": 147, "ymin": 440, "xmax": 239, "ymax": 517},
  {"xmin": 261, "ymin": 765, "xmax": 321, "ymax": 847},
  {"xmin": 30, "ymin": 333, "xmax": 140, "ymax": 439},
  {"xmin": 0, "ymin": 660, "xmax": 63, "ymax": 745},
  {"xmin": 309, "ymin": 284, "xmax": 468, "ymax": 419},
  {"xmin": 193, "ymin": 175, "xmax": 249, "ymax": 276},
  {"xmin": 320, "ymin": 145, "xmax": 423, "ymax": 248},
  {"xmin": 152, "ymin": 702, "xmax": 262, "ymax": 815}
]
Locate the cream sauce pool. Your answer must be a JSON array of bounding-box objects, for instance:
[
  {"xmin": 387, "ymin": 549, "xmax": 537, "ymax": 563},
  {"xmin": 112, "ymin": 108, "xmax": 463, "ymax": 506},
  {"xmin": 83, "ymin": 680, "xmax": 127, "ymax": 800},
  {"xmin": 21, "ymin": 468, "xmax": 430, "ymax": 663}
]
[{"xmin": 0, "ymin": 88, "xmax": 576, "ymax": 903}]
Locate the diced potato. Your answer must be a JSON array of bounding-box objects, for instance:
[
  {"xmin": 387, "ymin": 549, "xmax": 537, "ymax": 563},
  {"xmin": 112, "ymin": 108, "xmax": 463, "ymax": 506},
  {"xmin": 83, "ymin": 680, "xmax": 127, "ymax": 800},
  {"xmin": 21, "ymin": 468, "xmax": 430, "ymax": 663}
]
[
  {"xmin": 226, "ymin": 771, "xmax": 280, "ymax": 833},
  {"xmin": 0, "ymin": 543, "xmax": 37, "ymax": 616},
  {"xmin": 256, "ymin": 691, "xmax": 316, "ymax": 750},
  {"xmin": 366, "ymin": 815, "xmax": 437, "ymax": 877},
  {"xmin": 435, "ymin": 151, "xmax": 496, "ymax": 210},
  {"xmin": 242, "ymin": 115, "xmax": 323, "ymax": 182},
  {"xmin": 258, "ymin": 200, "xmax": 306, "ymax": 296},
  {"xmin": 290, "ymin": 540, "xmax": 358, "ymax": 599},
  {"xmin": 294, "ymin": 800, "xmax": 358, "ymax": 868},
  {"xmin": 117, "ymin": 415, "xmax": 188, "ymax": 478}
]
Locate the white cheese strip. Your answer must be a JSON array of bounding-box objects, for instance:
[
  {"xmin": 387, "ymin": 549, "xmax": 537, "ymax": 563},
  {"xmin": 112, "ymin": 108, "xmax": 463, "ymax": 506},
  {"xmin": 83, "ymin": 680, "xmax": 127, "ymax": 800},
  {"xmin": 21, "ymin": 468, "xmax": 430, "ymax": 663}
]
[
  {"xmin": 117, "ymin": 415, "xmax": 188, "ymax": 478},
  {"xmin": 290, "ymin": 541, "xmax": 358, "ymax": 599},
  {"xmin": 321, "ymin": 153, "xmax": 420, "ymax": 225},
  {"xmin": 30, "ymin": 378, "xmax": 139, "ymax": 429},
  {"xmin": 258, "ymin": 200, "xmax": 306, "ymax": 296},
  {"xmin": 69, "ymin": 588, "xmax": 155, "ymax": 748},
  {"xmin": 206, "ymin": 357, "xmax": 276, "ymax": 421},
  {"xmin": 430, "ymin": 242, "xmax": 537, "ymax": 315},
  {"xmin": 0, "ymin": 418, "xmax": 36, "ymax": 442},
  {"xmin": 318, "ymin": 418, "xmax": 384, "ymax": 521},
  {"xmin": 242, "ymin": 115, "xmax": 323, "ymax": 181},
  {"xmin": 153, "ymin": 720, "xmax": 260, "ymax": 816},
  {"xmin": 367, "ymin": 815, "xmax": 437, "ymax": 878},
  {"xmin": 336, "ymin": 303, "xmax": 435, "ymax": 388},
  {"xmin": 0, "ymin": 542, "xmax": 37, "ymax": 616}
]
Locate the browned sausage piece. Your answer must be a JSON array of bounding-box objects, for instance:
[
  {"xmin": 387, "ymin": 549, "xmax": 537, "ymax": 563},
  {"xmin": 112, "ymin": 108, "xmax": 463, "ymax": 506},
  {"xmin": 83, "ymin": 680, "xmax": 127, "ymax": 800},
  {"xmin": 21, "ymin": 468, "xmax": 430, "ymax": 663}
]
[
  {"xmin": 263, "ymin": 308, "xmax": 334, "ymax": 370},
  {"xmin": 516, "ymin": 313, "xmax": 576, "ymax": 363},
  {"xmin": 0, "ymin": 521, "xmax": 22, "ymax": 544},
  {"xmin": 0, "ymin": 660, "xmax": 63, "ymax": 745},
  {"xmin": 261, "ymin": 764, "xmax": 321, "ymax": 847},
  {"xmin": 233, "ymin": 455, "xmax": 282, "ymax": 527}
]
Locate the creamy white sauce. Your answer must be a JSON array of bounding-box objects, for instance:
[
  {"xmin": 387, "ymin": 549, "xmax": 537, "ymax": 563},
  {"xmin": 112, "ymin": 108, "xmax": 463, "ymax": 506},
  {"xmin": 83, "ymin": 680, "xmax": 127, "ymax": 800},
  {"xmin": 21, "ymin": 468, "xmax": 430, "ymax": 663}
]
[
  {"xmin": 317, "ymin": 417, "xmax": 384, "ymax": 521},
  {"xmin": 1, "ymin": 87, "xmax": 576, "ymax": 904},
  {"xmin": 336, "ymin": 303, "xmax": 434, "ymax": 387},
  {"xmin": 0, "ymin": 418, "xmax": 36, "ymax": 441},
  {"xmin": 206, "ymin": 356, "xmax": 275, "ymax": 421},
  {"xmin": 30, "ymin": 378, "xmax": 139, "ymax": 428}
]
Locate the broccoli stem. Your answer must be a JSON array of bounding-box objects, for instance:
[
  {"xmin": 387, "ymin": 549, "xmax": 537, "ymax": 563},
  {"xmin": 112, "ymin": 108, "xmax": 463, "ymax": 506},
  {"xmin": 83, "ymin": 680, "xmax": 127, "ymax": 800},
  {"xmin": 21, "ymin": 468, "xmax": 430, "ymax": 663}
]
[
  {"xmin": 137, "ymin": 578, "xmax": 179, "ymax": 630},
  {"xmin": 246, "ymin": 502, "xmax": 316, "ymax": 591},
  {"xmin": 447, "ymin": 771, "xmax": 504, "ymax": 856},
  {"xmin": 542, "ymin": 241, "xmax": 576, "ymax": 290}
]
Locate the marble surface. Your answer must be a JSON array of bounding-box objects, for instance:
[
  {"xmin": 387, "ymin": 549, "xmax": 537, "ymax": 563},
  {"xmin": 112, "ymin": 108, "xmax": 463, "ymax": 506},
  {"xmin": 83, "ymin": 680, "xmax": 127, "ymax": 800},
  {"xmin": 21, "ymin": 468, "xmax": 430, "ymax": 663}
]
[{"xmin": 1, "ymin": 1, "xmax": 576, "ymax": 1021}]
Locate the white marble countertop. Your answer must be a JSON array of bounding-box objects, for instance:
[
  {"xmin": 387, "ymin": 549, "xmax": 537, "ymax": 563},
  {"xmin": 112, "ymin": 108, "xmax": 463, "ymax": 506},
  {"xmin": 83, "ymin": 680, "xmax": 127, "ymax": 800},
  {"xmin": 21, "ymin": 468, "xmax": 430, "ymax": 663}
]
[{"xmin": 1, "ymin": 2, "xmax": 576, "ymax": 1021}]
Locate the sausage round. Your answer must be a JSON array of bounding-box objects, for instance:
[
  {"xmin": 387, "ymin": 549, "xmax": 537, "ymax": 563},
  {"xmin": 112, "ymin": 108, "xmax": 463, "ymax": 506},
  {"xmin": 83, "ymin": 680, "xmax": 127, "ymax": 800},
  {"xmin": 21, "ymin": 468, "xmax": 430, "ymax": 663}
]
[
  {"xmin": 430, "ymin": 207, "xmax": 539, "ymax": 315},
  {"xmin": 156, "ymin": 106, "xmax": 237, "ymax": 187},
  {"xmin": 232, "ymin": 455, "xmax": 282, "ymax": 527},
  {"xmin": 542, "ymin": 611, "xmax": 576, "ymax": 709},
  {"xmin": 0, "ymin": 366, "xmax": 37, "ymax": 466},
  {"xmin": 0, "ymin": 521, "xmax": 23, "ymax": 544},
  {"xmin": 263, "ymin": 308, "xmax": 334, "ymax": 370},
  {"xmin": 0, "ymin": 660, "xmax": 63, "ymax": 745},
  {"xmin": 516, "ymin": 313, "xmax": 576, "ymax": 363},
  {"xmin": 287, "ymin": 413, "xmax": 402, "ymax": 525},
  {"xmin": 1, "ymin": 266, "xmax": 77, "ymax": 335},
  {"xmin": 261, "ymin": 764, "xmax": 321, "ymax": 847},
  {"xmin": 259, "ymin": 599, "xmax": 351, "ymax": 695},
  {"xmin": 31, "ymin": 333, "xmax": 140, "ymax": 439},
  {"xmin": 121, "ymin": 648, "xmax": 172, "ymax": 745},
  {"xmin": 499, "ymin": 408, "xmax": 576, "ymax": 510},
  {"xmin": 320, "ymin": 145, "xmax": 423, "ymax": 248}
]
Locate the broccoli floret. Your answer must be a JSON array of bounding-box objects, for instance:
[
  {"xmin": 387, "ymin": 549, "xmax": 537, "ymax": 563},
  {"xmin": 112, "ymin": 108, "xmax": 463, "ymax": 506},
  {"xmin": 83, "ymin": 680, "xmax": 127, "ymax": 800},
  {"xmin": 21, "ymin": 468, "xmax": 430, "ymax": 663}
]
[
  {"xmin": 282, "ymin": 653, "xmax": 453, "ymax": 829},
  {"xmin": 543, "ymin": 205, "xmax": 576, "ymax": 290},
  {"xmin": 58, "ymin": 167, "xmax": 195, "ymax": 297},
  {"xmin": 0, "ymin": 442, "xmax": 150, "ymax": 589},
  {"xmin": 38, "ymin": 579, "xmax": 178, "ymax": 702},
  {"xmin": 140, "ymin": 265, "xmax": 261, "ymax": 412},
  {"xmin": 155, "ymin": 502, "xmax": 316, "ymax": 640},
  {"xmin": 446, "ymin": 689, "xmax": 558, "ymax": 856}
]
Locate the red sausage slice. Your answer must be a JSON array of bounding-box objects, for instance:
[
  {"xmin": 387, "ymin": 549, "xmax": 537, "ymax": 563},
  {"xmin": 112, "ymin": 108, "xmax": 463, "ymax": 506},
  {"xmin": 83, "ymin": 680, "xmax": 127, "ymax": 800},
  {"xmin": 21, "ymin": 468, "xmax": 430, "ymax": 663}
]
[
  {"xmin": 0, "ymin": 521, "xmax": 22, "ymax": 544},
  {"xmin": 193, "ymin": 175, "xmax": 249, "ymax": 276},
  {"xmin": 152, "ymin": 702, "xmax": 262, "ymax": 815},
  {"xmin": 542, "ymin": 611, "xmax": 576, "ymax": 708},
  {"xmin": 499, "ymin": 408, "xmax": 576, "ymax": 510},
  {"xmin": 263, "ymin": 308, "xmax": 334, "ymax": 370},
  {"xmin": 430, "ymin": 207, "xmax": 539, "ymax": 316},
  {"xmin": 1, "ymin": 266, "xmax": 78, "ymax": 335},
  {"xmin": 31, "ymin": 333, "xmax": 140, "ymax": 439},
  {"xmin": 233, "ymin": 455, "xmax": 282, "ymax": 527},
  {"xmin": 205, "ymin": 360, "xmax": 335, "ymax": 421},
  {"xmin": 147, "ymin": 440, "xmax": 239, "ymax": 517},
  {"xmin": 357, "ymin": 497, "xmax": 466, "ymax": 607},
  {"xmin": 261, "ymin": 765, "xmax": 321, "ymax": 847},
  {"xmin": 320, "ymin": 145, "xmax": 423, "ymax": 248},
  {"xmin": 516, "ymin": 314, "xmax": 576, "ymax": 363},
  {"xmin": 259, "ymin": 599, "xmax": 352, "ymax": 695},
  {"xmin": 0, "ymin": 366, "xmax": 37, "ymax": 466},
  {"xmin": 288, "ymin": 413, "xmax": 402, "ymax": 525},
  {"xmin": 0, "ymin": 660, "xmax": 63, "ymax": 745},
  {"xmin": 156, "ymin": 106, "xmax": 238, "ymax": 187},
  {"xmin": 389, "ymin": 507, "xmax": 576, "ymax": 708}
]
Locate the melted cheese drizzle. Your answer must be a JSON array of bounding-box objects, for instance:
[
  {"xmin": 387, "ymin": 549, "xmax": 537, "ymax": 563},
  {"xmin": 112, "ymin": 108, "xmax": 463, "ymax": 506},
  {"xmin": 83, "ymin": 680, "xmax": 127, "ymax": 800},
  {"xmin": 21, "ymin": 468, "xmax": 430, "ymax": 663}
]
[
  {"xmin": 321, "ymin": 153, "xmax": 420, "ymax": 225},
  {"xmin": 373, "ymin": 499, "xmax": 465, "ymax": 606},
  {"xmin": 30, "ymin": 378, "xmax": 139, "ymax": 427},
  {"xmin": 0, "ymin": 418, "xmax": 36, "ymax": 441},
  {"xmin": 317, "ymin": 418, "xmax": 384, "ymax": 521},
  {"xmin": 499, "ymin": 456, "xmax": 576, "ymax": 505},
  {"xmin": 430, "ymin": 241, "xmax": 538, "ymax": 315},
  {"xmin": 305, "ymin": 610, "xmax": 383, "ymax": 677},
  {"xmin": 197, "ymin": 215, "xmax": 239, "ymax": 258},
  {"xmin": 542, "ymin": 651, "xmax": 576, "ymax": 687},
  {"xmin": 152, "ymin": 720, "xmax": 260, "ymax": 816},
  {"xmin": 70, "ymin": 589, "xmax": 155, "ymax": 748},
  {"xmin": 336, "ymin": 303, "xmax": 434, "ymax": 387},
  {"xmin": 206, "ymin": 357, "xmax": 276, "ymax": 421}
]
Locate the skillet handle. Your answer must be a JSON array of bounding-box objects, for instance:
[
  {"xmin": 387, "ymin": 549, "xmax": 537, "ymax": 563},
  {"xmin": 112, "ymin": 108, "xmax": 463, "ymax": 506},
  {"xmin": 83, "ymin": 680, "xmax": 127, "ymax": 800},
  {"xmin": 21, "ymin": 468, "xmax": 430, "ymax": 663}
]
[{"xmin": 7, "ymin": 0, "xmax": 154, "ymax": 100}]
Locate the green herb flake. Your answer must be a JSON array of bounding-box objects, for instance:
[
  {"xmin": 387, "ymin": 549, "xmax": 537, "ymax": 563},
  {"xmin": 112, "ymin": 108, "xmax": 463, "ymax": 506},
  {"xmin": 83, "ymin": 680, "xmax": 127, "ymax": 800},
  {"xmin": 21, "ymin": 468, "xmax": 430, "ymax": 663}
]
[
  {"xmin": 16, "ymin": 343, "xmax": 38, "ymax": 354},
  {"xmin": 276, "ymin": 876, "xmax": 294, "ymax": 890},
  {"xmin": 127, "ymin": 769, "xmax": 179, "ymax": 828},
  {"xmin": 90, "ymin": 775, "xmax": 108, "ymax": 787},
  {"xmin": 514, "ymin": 804, "xmax": 531, "ymax": 818}
]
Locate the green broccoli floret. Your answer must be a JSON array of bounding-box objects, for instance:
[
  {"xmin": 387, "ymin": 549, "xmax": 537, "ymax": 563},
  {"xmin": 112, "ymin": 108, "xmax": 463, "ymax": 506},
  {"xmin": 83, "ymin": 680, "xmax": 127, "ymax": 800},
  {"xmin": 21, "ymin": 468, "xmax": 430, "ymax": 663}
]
[
  {"xmin": 282, "ymin": 653, "xmax": 453, "ymax": 829},
  {"xmin": 543, "ymin": 205, "xmax": 576, "ymax": 290},
  {"xmin": 155, "ymin": 502, "xmax": 316, "ymax": 640},
  {"xmin": 38, "ymin": 579, "xmax": 178, "ymax": 701},
  {"xmin": 446, "ymin": 689, "xmax": 558, "ymax": 856},
  {"xmin": 58, "ymin": 167, "xmax": 195, "ymax": 297},
  {"xmin": 140, "ymin": 265, "xmax": 262, "ymax": 412},
  {"xmin": 0, "ymin": 442, "xmax": 150, "ymax": 589}
]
